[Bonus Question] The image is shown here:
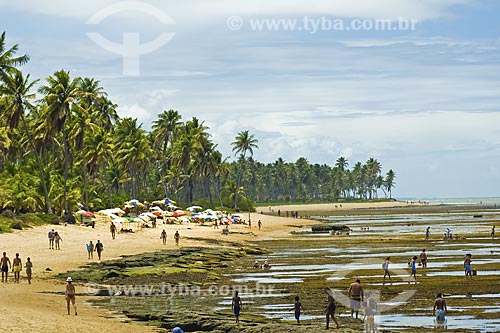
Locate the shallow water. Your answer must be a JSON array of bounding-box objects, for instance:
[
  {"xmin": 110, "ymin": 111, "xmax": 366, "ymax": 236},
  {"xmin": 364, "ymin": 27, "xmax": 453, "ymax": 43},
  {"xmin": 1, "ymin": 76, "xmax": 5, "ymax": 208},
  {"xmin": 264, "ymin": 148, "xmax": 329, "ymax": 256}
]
[{"xmin": 376, "ymin": 314, "xmax": 500, "ymax": 332}]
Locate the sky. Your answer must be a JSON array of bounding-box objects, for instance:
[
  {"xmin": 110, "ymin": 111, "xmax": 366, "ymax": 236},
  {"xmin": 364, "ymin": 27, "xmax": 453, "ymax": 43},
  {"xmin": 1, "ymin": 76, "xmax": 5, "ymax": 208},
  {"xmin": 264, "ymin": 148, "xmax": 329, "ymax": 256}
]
[{"xmin": 1, "ymin": 0, "xmax": 500, "ymax": 198}]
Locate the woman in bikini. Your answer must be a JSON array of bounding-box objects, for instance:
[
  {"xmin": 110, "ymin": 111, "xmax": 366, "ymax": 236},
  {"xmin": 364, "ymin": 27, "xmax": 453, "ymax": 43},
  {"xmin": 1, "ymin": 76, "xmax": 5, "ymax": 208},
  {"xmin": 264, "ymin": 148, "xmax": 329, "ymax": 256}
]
[{"xmin": 65, "ymin": 277, "xmax": 77, "ymax": 315}]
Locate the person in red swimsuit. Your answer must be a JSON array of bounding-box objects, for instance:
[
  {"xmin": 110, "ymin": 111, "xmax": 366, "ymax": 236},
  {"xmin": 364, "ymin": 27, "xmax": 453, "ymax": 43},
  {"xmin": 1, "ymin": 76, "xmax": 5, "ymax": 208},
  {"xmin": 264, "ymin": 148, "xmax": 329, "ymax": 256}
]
[{"xmin": 65, "ymin": 277, "xmax": 77, "ymax": 315}]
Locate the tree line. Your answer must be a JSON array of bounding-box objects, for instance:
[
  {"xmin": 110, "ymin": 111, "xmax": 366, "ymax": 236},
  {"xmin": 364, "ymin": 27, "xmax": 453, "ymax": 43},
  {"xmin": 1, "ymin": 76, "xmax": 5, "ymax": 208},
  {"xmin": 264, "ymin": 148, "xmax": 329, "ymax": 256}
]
[{"xmin": 0, "ymin": 32, "xmax": 396, "ymax": 215}]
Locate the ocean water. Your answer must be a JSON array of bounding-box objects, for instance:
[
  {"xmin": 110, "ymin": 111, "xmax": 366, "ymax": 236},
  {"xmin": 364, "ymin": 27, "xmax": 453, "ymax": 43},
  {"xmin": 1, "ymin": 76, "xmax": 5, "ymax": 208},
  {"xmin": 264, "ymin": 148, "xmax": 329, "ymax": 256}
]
[{"xmin": 403, "ymin": 197, "xmax": 500, "ymax": 205}]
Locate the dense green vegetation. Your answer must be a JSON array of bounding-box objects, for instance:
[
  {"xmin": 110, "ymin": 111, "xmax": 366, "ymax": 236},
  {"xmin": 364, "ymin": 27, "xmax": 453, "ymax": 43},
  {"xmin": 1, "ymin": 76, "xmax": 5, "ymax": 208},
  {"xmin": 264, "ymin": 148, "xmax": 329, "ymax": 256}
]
[{"xmin": 0, "ymin": 32, "xmax": 396, "ymax": 215}]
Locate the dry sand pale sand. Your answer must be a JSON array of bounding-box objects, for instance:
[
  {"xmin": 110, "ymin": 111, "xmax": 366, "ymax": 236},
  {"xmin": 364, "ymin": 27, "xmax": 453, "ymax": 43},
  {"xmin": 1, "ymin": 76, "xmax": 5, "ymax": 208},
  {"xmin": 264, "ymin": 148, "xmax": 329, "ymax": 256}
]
[{"xmin": 0, "ymin": 201, "xmax": 414, "ymax": 332}]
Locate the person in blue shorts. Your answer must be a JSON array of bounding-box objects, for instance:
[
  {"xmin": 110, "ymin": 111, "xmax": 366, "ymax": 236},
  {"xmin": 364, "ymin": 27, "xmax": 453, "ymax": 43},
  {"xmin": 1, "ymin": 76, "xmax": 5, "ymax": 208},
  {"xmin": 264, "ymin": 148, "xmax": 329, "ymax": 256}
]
[
  {"xmin": 464, "ymin": 253, "xmax": 472, "ymax": 279},
  {"xmin": 433, "ymin": 293, "xmax": 447, "ymax": 323},
  {"xmin": 232, "ymin": 291, "xmax": 242, "ymax": 324}
]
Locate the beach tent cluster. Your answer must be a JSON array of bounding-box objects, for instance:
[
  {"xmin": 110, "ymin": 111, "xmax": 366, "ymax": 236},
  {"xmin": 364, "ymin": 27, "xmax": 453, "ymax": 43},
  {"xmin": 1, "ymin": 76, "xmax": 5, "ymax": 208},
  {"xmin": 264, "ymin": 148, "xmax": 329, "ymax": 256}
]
[{"xmin": 87, "ymin": 198, "xmax": 243, "ymax": 231}]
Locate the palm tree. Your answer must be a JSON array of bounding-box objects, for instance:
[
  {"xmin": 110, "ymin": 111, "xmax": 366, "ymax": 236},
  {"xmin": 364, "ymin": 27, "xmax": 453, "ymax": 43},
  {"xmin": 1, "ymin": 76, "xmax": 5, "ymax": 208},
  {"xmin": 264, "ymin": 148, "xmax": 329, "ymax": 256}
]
[
  {"xmin": 385, "ymin": 170, "xmax": 396, "ymax": 199},
  {"xmin": 231, "ymin": 130, "xmax": 258, "ymax": 210},
  {"xmin": 38, "ymin": 70, "xmax": 81, "ymax": 214},
  {"xmin": 0, "ymin": 71, "xmax": 53, "ymax": 213},
  {"xmin": 0, "ymin": 31, "xmax": 30, "ymax": 81}
]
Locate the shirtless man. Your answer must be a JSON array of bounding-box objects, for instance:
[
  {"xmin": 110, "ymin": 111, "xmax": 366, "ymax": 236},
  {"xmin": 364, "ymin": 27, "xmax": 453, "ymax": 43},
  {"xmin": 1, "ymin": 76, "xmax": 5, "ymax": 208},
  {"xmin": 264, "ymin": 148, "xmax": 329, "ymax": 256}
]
[
  {"xmin": 1, "ymin": 252, "xmax": 11, "ymax": 282},
  {"xmin": 231, "ymin": 291, "xmax": 242, "ymax": 324},
  {"xmin": 12, "ymin": 253, "xmax": 22, "ymax": 283},
  {"xmin": 433, "ymin": 293, "xmax": 447, "ymax": 323},
  {"xmin": 65, "ymin": 277, "xmax": 77, "ymax": 315},
  {"xmin": 174, "ymin": 231, "xmax": 180, "ymax": 246},
  {"xmin": 110, "ymin": 222, "xmax": 117, "ymax": 239},
  {"xmin": 258, "ymin": 220, "xmax": 262, "ymax": 230},
  {"xmin": 420, "ymin": 249, "xmax": 428, "ymax": 268},
  {"xmin": 348, "ymin": 279, "xmax": 364, "ymax": 319}
]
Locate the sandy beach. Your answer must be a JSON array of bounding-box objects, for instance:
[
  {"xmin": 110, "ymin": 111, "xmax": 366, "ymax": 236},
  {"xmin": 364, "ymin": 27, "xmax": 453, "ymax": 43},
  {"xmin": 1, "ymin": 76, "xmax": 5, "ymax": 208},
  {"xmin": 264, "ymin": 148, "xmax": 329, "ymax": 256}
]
[{"xmin": 0, "ymin": 201, "xmax": 433, "ymax": 332}]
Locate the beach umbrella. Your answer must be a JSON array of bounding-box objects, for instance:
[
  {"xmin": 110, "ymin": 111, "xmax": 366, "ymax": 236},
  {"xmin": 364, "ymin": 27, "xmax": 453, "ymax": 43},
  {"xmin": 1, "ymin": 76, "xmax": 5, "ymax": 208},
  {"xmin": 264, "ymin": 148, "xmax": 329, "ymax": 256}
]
[
  {"xmin": 173, "ymin": 210, "xmax": 186, "ymax": 217},
  {"xmin": 164, "ymin": 198, "xmax": 177, "ymax": 204},
  {"xmin": 82, "ymin": 211, "xmax": 95, "ymax": 217},
  {"xmin": 74, "ymin": 209, "xmax": 86, "ymax": 215},
  {"xmin": 187, "ymin": 206, "xmax": 203, "ymax": 212},
  {"xmin": 129, "ymin": 199, "xmax": 139, "ymax": 205}
]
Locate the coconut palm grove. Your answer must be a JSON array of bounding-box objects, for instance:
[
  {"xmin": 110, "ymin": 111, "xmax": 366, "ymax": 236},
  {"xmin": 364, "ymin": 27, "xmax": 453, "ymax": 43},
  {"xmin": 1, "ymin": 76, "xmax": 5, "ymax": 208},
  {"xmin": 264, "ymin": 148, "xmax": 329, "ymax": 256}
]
[{"xmin": 0, "ymin": 31, "xmax": 396, "ymax": 215}]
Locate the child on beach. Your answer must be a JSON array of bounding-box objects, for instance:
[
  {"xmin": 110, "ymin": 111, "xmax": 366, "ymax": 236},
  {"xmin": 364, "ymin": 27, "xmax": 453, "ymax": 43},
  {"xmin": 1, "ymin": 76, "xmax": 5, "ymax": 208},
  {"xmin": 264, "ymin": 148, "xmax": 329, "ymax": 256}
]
[
  {"xmin": 382, "ymin": 257, "xmax": 391, "ymax": 282},
  {"xmin": 54, "ymin": 232, "xmax": 62, "ymax": 250},
  {"xmin": 324, "ymin": 288, "xmax": 339, "ymax": 329},
  {"xmin": 409, "ymin": 256, "xmax": 418, "ymax": 283},
  {"xmin": 362, "ymin": 301, "xmax": 377, "ymax": 332},
  {"xmin": 289, "ymin": 295, "xmax": 304, "ymax": 324}
]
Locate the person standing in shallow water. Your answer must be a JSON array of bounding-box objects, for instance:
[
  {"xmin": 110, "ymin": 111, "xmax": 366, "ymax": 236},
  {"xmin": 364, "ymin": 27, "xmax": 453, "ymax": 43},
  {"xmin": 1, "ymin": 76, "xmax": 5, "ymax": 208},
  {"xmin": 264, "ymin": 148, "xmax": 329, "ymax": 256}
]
[
  {"xmin": 232, "ymin": 291, "xmax": 242, "ymax": 324},
  {"xmin": 425, "ymin": 226, "xmax": 431, "ymax": 240},
  {"xmin": 433, "ymin": 293, "xmax": 447, "ymax": 323},
  {"xmin": 325, "ymin": 288, "xmax": 340, "ymax": 329},
  {"xmin": 290, "ymin": 295, "xmax": 304, "ymax": 324},
  {"xmin": 348, "ymin": 279, "xmax": 364, "ymax": 319}
]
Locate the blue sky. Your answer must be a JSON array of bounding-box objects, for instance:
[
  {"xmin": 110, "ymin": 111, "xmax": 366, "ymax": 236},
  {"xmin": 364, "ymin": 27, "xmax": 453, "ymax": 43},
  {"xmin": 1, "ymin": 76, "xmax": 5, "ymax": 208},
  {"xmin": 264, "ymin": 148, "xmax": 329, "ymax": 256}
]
[{"xmin": 1, "ymin": 0, "xmax": 500, "ymax": 198}]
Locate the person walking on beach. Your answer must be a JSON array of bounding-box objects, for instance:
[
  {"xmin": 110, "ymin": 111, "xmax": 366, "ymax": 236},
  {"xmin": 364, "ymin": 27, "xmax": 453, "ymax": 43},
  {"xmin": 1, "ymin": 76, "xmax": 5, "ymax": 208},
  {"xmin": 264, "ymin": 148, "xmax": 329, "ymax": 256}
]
[
  {"xmin": 110, "ymin": 222, "xmax": 117, "ymax": 239},
  {"xmin": 258, "ymin": 220, "xmax": 262, "ymax": 230},
  {"xmin": 65, "ymin": 277, "xmax": 77, "ymax": 315},
  {"xmin": 290, "ymin": 295, "xmax": 304, "ymax": 325},
  {"xmin": 161, "ymin": 229, "xmax": 167, "ymax": 245},
  {"xmin": 1, "ymin": 252, "xmax": 11, "ymax": 282},
  {"xmin": 409, "ymin": 256, "xmax": 418, "ymax": 283},
  {"xmin": 12, "ymin": 253, "xmax": 22, "ymax": 283},
  {"xmin": 425, "ymin": 226, "xmax": 431, "ymax": 240},
  {"xmin": 420, "ymin": 249, "xmax": 428, "ymax": 268},
  {"xmin": 95, "ymin": 240, "xmax": 104, "ymax": 260},
  {"xmin": 324, "ymin": 288, "xmax": 340, "ymax": 329},
  {"xmin": 492, "ymin": 226, "xmax": 495, "ymax": 239},
  {"xmin": 348, "ymin": 279, "xmax": 364, "ymax": 319},
  {"xmin": 232, "ymin": 290, "xmax": 242, "ymax": 324},
  {"xmin": 25, "ymin": 257, "xmax": 33, "ymax": 284},
  {"xmin": 86, "ymin": 241, "xmax": 94, "ymax": 259},
  {"xmin": 54, "ymin": 231, "xmax": 62, "ymax": 250},
  {"xmin": 433, "ymin": 293, "xmax": 447, "ymax": 323},
  {"xmin": 48, "ymin": 229, "xmax": 55, "ymax": 249},
  {"xmin": 174, "ymin": 231, "xmax": 180, "ymax": 246},
  {"xmin": 464, "ymin": 253, "xmax": 472, "ymax": 279},
  {"xmin": 382, "ymin": 257, "xmax": 392, "ymax": 282}
]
